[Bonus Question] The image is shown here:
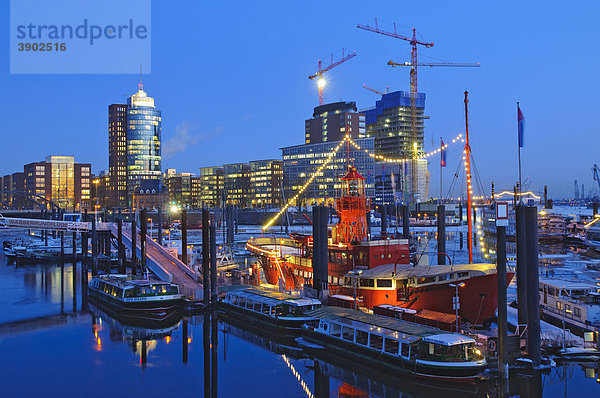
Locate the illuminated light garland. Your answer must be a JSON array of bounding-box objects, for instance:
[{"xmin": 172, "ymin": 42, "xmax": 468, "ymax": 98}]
[
  {"xmin": 347, "ymin": 133, "xmax": 464, "ymax": 163},
  {"xmin": 263, "ymin": 138, "xmax": 348, "ymax": 230},
  {"xmin": 495, "ymin": 190, "xmax": 541, "ymax": 200},
  {"xmin": 262, "ymin": 132, "xmax": 465, "ymax": 231}
]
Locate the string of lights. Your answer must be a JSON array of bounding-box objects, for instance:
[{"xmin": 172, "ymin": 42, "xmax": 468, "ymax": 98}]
[
  {"xmin": 262, "ymin": 132, "xmax": 467, "ymax": 231},
  {"xmin": 346, "ymin": 133, "xmax": 464, "ymax": 163},
  {"xmin": 282, "ymin": 354, "xmax": 315, "ymax": 398},
  {"xmin": 263, "ymin": 138, "xmax": 347, "ymax": 230}
]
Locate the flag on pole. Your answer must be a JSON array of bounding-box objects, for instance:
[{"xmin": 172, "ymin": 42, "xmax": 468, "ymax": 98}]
[
  {"xmin": 441, "ymin": 140, "xmax": 447, "ymax": 167},
  {"xmin": 518, "ymin": 105, "xmax": 525, "ymax": 147}
]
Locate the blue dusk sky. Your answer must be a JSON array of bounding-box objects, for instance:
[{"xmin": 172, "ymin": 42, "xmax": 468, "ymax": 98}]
[{"xmin": 1, "ymin": 0, "xmax": 599, "ymax": 198}]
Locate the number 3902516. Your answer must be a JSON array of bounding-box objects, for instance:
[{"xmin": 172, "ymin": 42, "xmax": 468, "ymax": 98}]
[{"xmin": 18, "ymin": 43, "xmax": 66, "ymax": 51}]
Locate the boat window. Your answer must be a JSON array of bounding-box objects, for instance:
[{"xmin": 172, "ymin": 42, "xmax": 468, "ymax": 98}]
[
  {"xmin": 369, "ymin": 334, "xmax": 384, "ymax": 350},
  {"xmin": 438, "ymin": 275, "xmax": 448, "ymax": 282},
  {"xmin": 116, "ymin": 288, "xmax": 123, "ymax": 298},
  {"xmin": 124, "ymin": 288, "xmax": 136, "ymax": 298},
  {"xmin": 574, "ymin": 307, "xmax": 581, "ymax": 317},
  {"xmin": 245, "ymin": 299, "xmax": 253, "ymax": 309},
  {"xmin": 356, "ymin": 330, "xmax": 368, "ymax": 345},
  {"xmin": 417, "ymin": 277, "xmax": 436, "ymax": 285},
  {"xmin": 457, "ymin": 272, "xmax": 468, "ymax": 278},
  {"xmin": 253, "ymin": 302, "xmax": 262, "ymax": 312},
  {"xmin": 261, "ymin": 304, "xmax": 270, "ymax": 315},
  {"xmin": 274, "ymin": 305, "xmax": 283, "ymax": 317},
  {"xmin": 341, "ymin": 326, "xmax": 354, "ymax": 342},
  {"xmin": 238, "ymin": 297, "xmax": 245, "ymax": 307},
  {"xmin": 548, "ymin": 286, "xmax": 556, "ymax": 296},
  {"xmin": 556, "ymin": 301, "xmax": 563, "ymax": 310},
  {"xmin": 376, "ymin": 279, "xmax": 393, "ymax": 288},
  {"xmin": 401, "ymin": 343, "xmax": 410, "ymax": 358},
  {"xmin": 360, "ymin": 278, "xmax": 375, "ymax": 287},
  {"xmin": 384, "ymin": 338, "xmax": 399, "ymax": 355},
  {"xmin": 448, "ymin": 273, "xmax": 454, "ymax": 279},
  {"xmin": 330, "ymin": 323, "xmax": 341, "ymax": 338}
]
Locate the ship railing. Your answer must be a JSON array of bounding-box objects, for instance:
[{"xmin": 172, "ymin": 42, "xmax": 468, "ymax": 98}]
[{"xmin": 248, "ymin": 237, "xmax": 298, "ymax": 248}]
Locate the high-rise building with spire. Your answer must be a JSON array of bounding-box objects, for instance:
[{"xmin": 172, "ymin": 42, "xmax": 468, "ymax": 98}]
[{"xmin": 126, "ymin": 82, "xmax": 162, "ymax": 206}]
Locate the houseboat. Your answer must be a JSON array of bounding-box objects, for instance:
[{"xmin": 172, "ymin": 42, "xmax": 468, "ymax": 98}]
[
  {"xmin": 220, "ymin": 286, "xmax": 321, "ymax": 332},
  {"xmin": 337, "ymin": 262, "xmax": 514, "ymax": 327},
  {"xmin": 88, "ymin": 275, "xmax": 183, "ymax": 323},
  {"xmin": 301, "ymin": 306, "xmax": 487, "ymax": 383},
  {"xmin": 539, "ymin": 278, "xmax": 600, "ymax": 336}
]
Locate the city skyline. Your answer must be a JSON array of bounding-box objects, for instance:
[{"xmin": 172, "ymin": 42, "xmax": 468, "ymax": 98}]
[{"xmin": 1, "ymin": 1, "xmax": 599, "ymax": 198}]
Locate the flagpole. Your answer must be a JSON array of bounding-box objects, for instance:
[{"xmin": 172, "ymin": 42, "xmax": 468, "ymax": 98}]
[
  {"xmin": 440, "ymin": 136, "xmax": 443, "ymax": 204},
  {"xmin": 517, "ymin": 101, "xmax": 523, "ymax": 204}
]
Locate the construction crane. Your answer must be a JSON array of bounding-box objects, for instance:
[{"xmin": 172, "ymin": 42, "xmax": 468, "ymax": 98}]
[
  {"xmin": 308, "ymin": 48, "xmax": 357, "ymax": 106},
  {"xmin": 362, "ymin": 83, "xmax": 389, "ymax": 96},
  {"xmin": 358, "ymin": 18, "xmax": 479, "ymax": 202}
]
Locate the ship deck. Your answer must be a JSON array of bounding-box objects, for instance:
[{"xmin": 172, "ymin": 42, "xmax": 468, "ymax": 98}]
[{"xmin": 305, "ymin": 306, "xmax": 442, "ymax": 338}]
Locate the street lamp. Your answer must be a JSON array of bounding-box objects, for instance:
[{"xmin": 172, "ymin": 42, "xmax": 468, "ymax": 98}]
[
  {"xmin": 348, "ymin": 269, "xmax": 363, "ymax": 310},
  {"xmin": 93, "ymin": 179, "xmax": 100, "ymax": 224},
  {"xmin": 449, "ymin": 282, "xmax": 466, "ymax": 332}
]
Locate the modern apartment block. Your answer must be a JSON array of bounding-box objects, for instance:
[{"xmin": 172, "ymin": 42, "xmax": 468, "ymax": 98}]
[
  {"xmin": 305, "ymin": 101, "xmax": 365, "ymax": 144},
  {"xmin": 108, "ymin": 103, "xmax": 128, "ymax": 208},
  {"xmin": 249, "ymin": 159, "xmax": 283, "ymax": 208},
  {"xmin": 282, "ymin": 138, "xmax": 376, "ymax": 206}
]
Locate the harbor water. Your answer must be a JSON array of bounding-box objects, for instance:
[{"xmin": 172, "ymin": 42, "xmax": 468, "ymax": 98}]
[{"xmin": 1, "ymin": 224, "xmax": 600, "ymax": 397}]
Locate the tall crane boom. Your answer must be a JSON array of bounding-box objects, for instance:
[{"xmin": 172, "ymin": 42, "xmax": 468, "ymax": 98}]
[
  {"xmin": 308, "ymin": 48, "xmax": 357, "ymax": 105},
  {"xmin": 358, "ymin": 18, "xmax": 479, "ymax": 203},
  {"xmin": 388, "ymin": 61, "xmax": 481, "ymax": 68},
  {"xmin": 362, "ymin": 83, "xmax": 389, "ymax": 96}
]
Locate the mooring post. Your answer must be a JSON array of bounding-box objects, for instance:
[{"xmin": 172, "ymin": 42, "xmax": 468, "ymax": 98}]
[
  {"xmin": 525, "ymin": 206, "xmax": 541, "ymax": 366},
  {"xmin": 157, "ymin": 207, "xmax": 163, "ymax": 246},
  {"xmin": 210, "ymin": 220, "xmax": 217, "ymax": 304},
  {"xmin": 91, "ymin": 218, "xmax": 98, "ymax": 276},
  {"xmin": 140, "ymin": 209, "xmax": 147, "ymax": 274},
  {"xmin": 515, "ymin": 204, "xmax": 528, "ymax": 325},
  {"xmin": 202, "ymin": 209, "xmax": 210, "ymax": 305},
  {"xmin": 72, "ymin": 232, "xmax": 76, "ymax": 258},
  {"xmin": 497, "ymin": 223, "xmax": 509, "ymax": 379},
  {"xmin": 437, "ymin": 205, "xmax": 446, "ymax": 265},
  {"xmin": 402, "ymin": 204, "xmax": 410, "ymax": 240},
  {"xmin": 131, "ymin": 213, "xmax": 137, "ymax": 276},
  {"xmin": 118, "ymin": 218, "xmax": 125, "ymax": 274},
  {"xmin": 60, "ymin": 231, "xmax": 64, "ymax": 264},
  {"xmin": 380, "ymin": 205, "xmax": 387, "ymax": 236},
  {"xmin": 181, "ymin": 209, "xmax": 188, "ymax": 266}
]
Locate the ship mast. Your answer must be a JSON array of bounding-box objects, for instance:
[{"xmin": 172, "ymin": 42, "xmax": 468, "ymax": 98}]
[{"xmin": 464, "ymin": 91, "xmax": 473, "ymax": 264}]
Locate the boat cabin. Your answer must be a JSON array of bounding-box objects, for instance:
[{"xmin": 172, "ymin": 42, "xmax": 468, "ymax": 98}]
[
  {"xmin": 91, "ymin": 276, "xmax": 181, "ymax": 301},
  {"xmin": 223, "ymin": 287, "xmax": 322, "ymax": 320},
  {"xmin": 307, "ymin": 307, "xmax": 485, "ymax": 365},
  {"xmin": 539, "ymin": 279, "xmax": 600, "ymax": 329}
]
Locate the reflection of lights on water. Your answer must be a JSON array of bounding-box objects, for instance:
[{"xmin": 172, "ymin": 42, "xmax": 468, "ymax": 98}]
[
  {"xmin": 187, "ymin": 337, "xmax": 192, "ymax": 344},
  {"xmin": 165, "ymin": 336, "xmax": 171, "ymax": 344},
  {"xmin": 282, "ymin": 355, "xmax": 314, "ymax": 398}
]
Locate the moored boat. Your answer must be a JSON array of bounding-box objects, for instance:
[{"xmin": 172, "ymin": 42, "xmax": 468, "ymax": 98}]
[
  {"xmin": 338, "ymin": 262, "xmax": 515, "ymax": 326},
  {"xmin": 301, "ymin": 306, "xmax": 487, "ymax": 383},
  {"xmin": 219, "ymin": 286, "xmax": 322, "ymax": 332},
  {"xmin": 88, "ymin": 275, "xmax": 183, "ymax": 323}
]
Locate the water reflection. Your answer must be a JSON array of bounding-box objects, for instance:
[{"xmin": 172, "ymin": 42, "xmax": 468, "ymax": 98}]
[{"xmin": 2, "ymin": 253, "xmax": 600, "ymax": 397}]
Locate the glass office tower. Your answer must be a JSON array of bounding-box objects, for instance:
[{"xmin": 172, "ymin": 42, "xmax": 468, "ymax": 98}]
[{"xmin": 126, "ymin": 84, "xmax": 162, "ymax": 206}]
